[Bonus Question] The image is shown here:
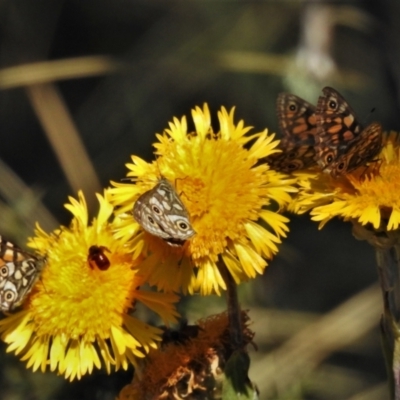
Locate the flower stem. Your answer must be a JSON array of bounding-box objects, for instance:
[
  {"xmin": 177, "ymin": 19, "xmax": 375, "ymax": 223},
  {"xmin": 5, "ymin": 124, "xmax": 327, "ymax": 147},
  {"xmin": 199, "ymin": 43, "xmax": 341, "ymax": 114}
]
[
  {"xmin": 219, "ymin": 261, "xmax": 243, "ymax": 349},
  {"xmin": 353, "ymin": 221, "xmax": 400, "ymax": 399},
  {"xmin": 374, "ymin": 243, "xmax": 400, "ymax": 400}
]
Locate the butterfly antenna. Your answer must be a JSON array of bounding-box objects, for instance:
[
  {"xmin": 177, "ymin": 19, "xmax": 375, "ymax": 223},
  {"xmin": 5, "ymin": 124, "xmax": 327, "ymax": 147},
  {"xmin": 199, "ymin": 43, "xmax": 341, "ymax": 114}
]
[
  {"xmin": 364, "ymin": 107, "xmax": 377, "ymax": 125},
  {"xmin": 174, "ymin": 176, "xmax": 194, "ymax": 202}
]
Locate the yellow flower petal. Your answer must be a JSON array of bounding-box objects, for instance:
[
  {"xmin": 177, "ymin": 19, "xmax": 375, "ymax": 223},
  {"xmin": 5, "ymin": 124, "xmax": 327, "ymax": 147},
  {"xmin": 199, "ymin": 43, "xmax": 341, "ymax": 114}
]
[
  {"xmin": 292, "ymin": 132, "xmax": 400, "ymax": 231},
  {"xmin": 109, "ymin": 104, "xmax": 296, "ymax": 294},
  {"xmin": 0, "ymin": 191, "xmax": 179, "ymax": 380},
  {"xmin": 388, "ymin": 208, "xmax": 400, "ymax": 230}
]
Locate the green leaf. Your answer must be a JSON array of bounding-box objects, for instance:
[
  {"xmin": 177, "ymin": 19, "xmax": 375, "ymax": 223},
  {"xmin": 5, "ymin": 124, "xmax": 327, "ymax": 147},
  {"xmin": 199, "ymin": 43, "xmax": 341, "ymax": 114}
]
[{"xmin": 222, "ymin": 350, "xmax": 258, "ymax": 400}]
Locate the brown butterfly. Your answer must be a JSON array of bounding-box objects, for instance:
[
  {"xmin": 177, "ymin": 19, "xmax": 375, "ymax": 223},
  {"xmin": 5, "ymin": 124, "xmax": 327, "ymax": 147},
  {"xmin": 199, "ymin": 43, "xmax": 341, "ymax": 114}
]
[
  {"xmin": 315, "ymin": 87, "xmax": 383, "ymax": 177},
  {"xmin": 266, "ymin": 93, "xmax": 318, "ymax": 172}
]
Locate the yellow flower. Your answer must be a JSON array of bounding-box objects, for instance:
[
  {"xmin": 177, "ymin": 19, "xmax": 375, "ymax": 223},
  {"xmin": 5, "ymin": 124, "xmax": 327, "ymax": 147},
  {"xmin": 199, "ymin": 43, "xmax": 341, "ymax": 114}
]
[
  {"xmin": 291, "ymin": 132, "xmax": 400, "ymax": 230},
  {"xmin": 108, "ymin": 104, "xmax": 296, "ymax": 295},
  {"xmin": 0, "ymin": 191, "xmax": 179, "ymax": 381}
]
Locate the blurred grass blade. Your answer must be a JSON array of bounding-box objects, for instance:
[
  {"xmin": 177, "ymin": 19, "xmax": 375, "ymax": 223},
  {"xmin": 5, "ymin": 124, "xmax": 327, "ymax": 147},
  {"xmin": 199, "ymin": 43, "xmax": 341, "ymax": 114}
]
[
  {"xmin": 0, "ymin": 56, "xmax": 122, "ymax": 89},
  {"xmin": 27, "ymin": 83, "xmax": 102, "ymax": 205},
  {"xmin": 252, "ymin": 284, "xmax": 381, "ymax": 396}
]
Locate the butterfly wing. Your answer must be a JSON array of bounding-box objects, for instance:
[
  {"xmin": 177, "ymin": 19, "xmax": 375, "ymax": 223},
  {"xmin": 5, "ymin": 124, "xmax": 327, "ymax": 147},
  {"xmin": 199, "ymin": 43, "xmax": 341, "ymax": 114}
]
[
  {"xmin": 328, "ymin": 122, "xmax": 383, "ymax": 177},
  {"xmin": 133, "ymin": 178, "xmax": 196, "ymax": 246},
  {"xmin": 315, "ymin": 86, "xmax": 365, "ymax": 169},
  {"xmin": 267, "ymin": 93, "xmax": 317, "ymax": 172},
  {"xmin": 276, "ymin": 93, "xmax": 317, "ymax": 144},
  {"xmin": 0, "ymin": 236, "xmax": 46, "ymax": 311},
  {"xmin": 315, "ymin": 87, "xmax": 383, "ymax": 175},
  {"xmin": 266, "ymin": 143, "xmax": 317, "ymax": 172},
  {"xmin": 133, "ymin": 188, "xmax": 164, "ymax": 237}
]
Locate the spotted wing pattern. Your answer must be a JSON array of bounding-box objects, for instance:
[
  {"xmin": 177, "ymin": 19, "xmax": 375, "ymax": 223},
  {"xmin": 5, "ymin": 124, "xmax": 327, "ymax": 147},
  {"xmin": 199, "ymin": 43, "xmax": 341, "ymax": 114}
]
[
  {"xmin": 133, "ymin": 178, "xmax": 196, "ymax": 247},
  {"xmin": 0, "ymin": 236, "xmax": 46, "ymax": 312}
]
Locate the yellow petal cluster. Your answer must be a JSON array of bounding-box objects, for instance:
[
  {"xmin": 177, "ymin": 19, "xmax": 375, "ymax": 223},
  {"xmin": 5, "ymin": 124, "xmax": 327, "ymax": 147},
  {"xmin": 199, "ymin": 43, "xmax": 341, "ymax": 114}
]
[
  {"xmin": 291, "ymin": 132, "xmax": 400, "ymax": 230},
  {"xmin": 0, "ymin": 192, "xmax": 179, "ymax": 380},
  {"xmin": 109, "ymin": 104, "xmax": 296, "ymax": 294}
]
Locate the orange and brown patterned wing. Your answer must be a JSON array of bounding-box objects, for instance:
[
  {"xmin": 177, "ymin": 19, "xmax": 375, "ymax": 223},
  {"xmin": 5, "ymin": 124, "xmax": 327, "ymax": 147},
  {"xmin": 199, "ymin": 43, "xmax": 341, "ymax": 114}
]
[
  {"xmin": 266, "ymin": 142, "xmax": 317, "ymax": 172},
  {"xmin": 276, "ymin": 93, "xmax": 317, "ymax": 144},
  {"xmin": 315, "ymin": 86, "xmax": 364, "ymax": 169},
  {"xmin": 267, "ymin": 93, "xmax": 318, "ymax": 172},
  {"xmin": 328, "ymin": 123, "xmax": 383, "ymax": 177}
]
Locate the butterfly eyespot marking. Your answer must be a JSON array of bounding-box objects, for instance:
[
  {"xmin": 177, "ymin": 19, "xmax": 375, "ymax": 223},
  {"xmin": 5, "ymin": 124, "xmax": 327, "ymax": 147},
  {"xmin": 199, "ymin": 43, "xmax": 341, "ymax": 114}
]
[
  {"xmin": 328, "ymin": 100, "xmax": 337, "ymax": 109},
  {"xmin": 4, "ymin": 290, "xmax": 15, "ymax": 302},
  {"xmin": 325, "ymin": 153, "xmax": 334, "ymax": 164},
  {"xmin": 0, "ymin": 266, "xmax": 9, "ymax": 277},
  {"xmin": 178, "ymin": 222, "xmax": 189, "ymax": 230},
  {"xmin": 337, "ymin": 162, "xmax": 345, "ymax": 171},
  {"xmin": 147, "ymin": 216, "xmax": 156, "ymax": 225},
  {"xmin": 289, "ymin": 103, "xmax": 297, "ymax": 112},
  {"xmin": 151, "ymin": 205, "xmax": 162, "ymax": 214}
]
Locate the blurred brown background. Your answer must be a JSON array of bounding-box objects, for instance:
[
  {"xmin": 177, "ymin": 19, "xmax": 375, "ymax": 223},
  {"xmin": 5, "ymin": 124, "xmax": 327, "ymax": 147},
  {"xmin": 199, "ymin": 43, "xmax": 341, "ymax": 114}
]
[{"xmin": 0, "ymin": 1, "xmax": 398, "ymax": 399}]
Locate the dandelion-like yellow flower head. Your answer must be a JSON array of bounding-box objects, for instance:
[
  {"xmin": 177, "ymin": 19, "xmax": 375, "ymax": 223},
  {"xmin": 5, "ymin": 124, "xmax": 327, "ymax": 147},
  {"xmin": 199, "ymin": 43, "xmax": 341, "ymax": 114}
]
[
  {"xmin": 291, "ymin": 132, "xmax": 400, "ymax": 231},
  {"xmin": 0, "ymin": 191, "xmax": 179, "ymax": 380},
  {"xmin": 109, "ymin": 104, "xmax": 296, "ymax": 295}
]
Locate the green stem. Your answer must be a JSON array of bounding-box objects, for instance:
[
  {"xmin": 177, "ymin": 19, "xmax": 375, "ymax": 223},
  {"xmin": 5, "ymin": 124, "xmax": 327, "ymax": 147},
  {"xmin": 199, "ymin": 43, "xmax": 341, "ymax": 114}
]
[{"xmin": 219, "ymin": 261, "xmax": 243, "ymax": 349}]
